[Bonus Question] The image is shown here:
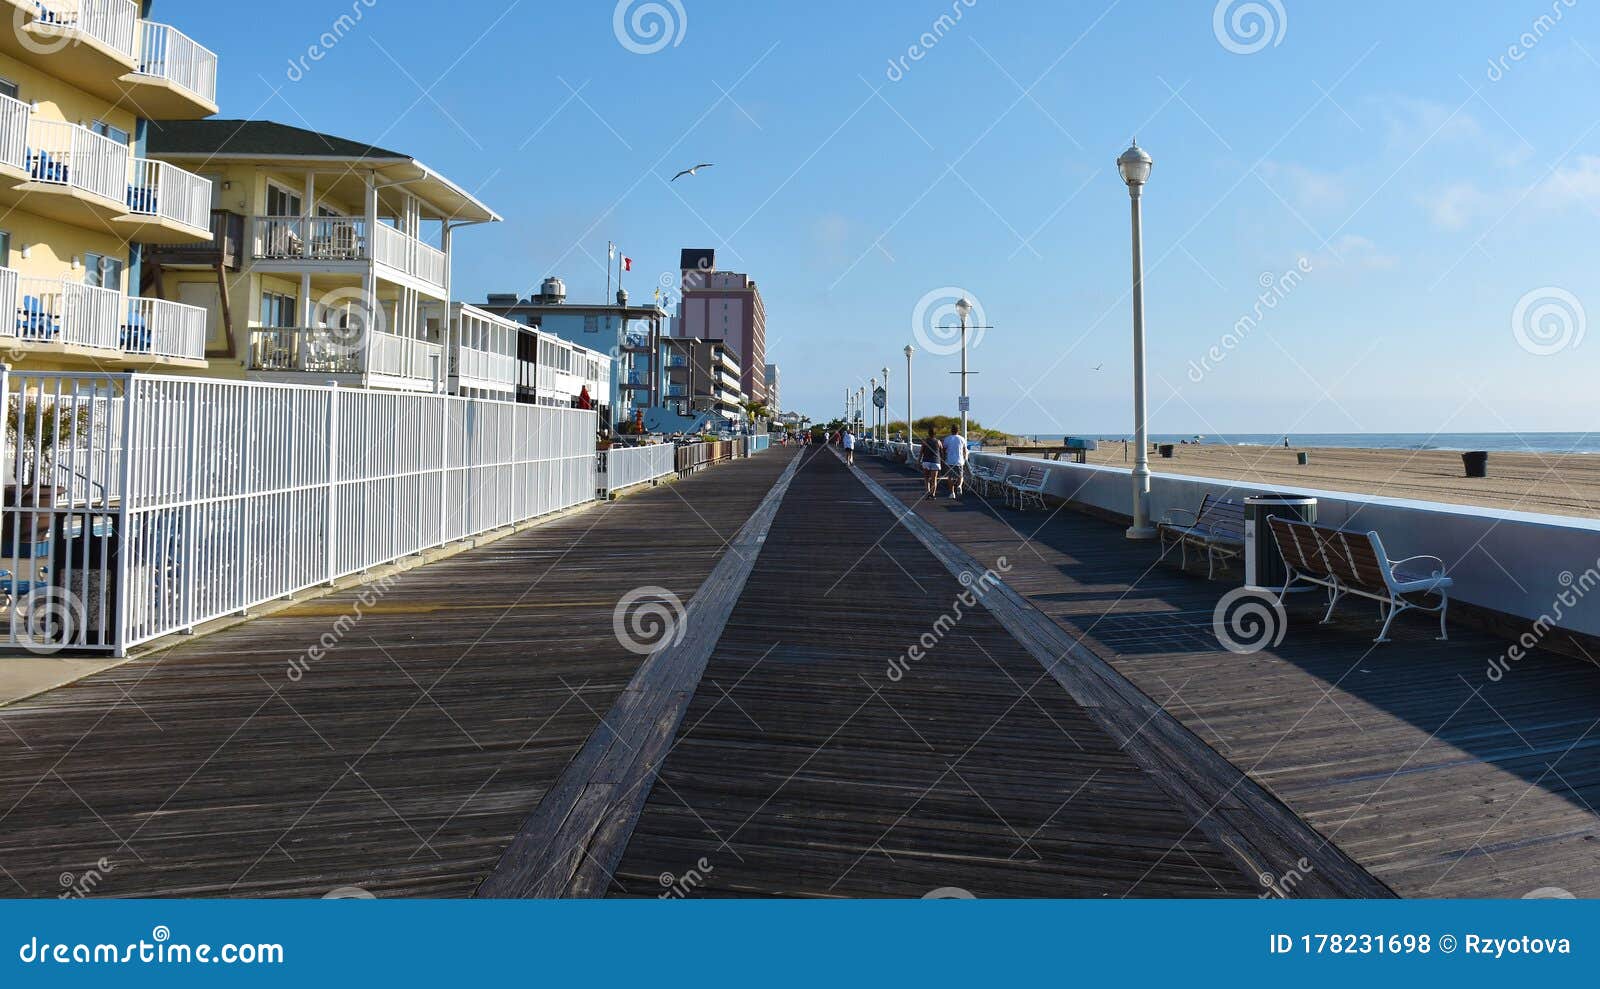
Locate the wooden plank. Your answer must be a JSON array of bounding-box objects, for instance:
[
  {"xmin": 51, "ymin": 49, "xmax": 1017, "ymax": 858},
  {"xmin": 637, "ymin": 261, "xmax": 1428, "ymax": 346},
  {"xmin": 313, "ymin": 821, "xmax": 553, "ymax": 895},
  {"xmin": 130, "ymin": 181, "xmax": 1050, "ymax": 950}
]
[
  {"xmin": 474, "ymin": 448, "xmax": 808, "ymax": 897},
  {"xmin": 848, "ymin": 451, "xmax": 1393, "ymax": 898}
]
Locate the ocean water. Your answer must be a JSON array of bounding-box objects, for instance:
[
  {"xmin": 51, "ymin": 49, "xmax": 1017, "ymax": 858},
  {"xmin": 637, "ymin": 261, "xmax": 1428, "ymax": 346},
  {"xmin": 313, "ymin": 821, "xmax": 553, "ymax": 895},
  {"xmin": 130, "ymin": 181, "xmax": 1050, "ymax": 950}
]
[{"xmin": 1014, "ymin": 433, "xmax": 1600, "ymax": 454}]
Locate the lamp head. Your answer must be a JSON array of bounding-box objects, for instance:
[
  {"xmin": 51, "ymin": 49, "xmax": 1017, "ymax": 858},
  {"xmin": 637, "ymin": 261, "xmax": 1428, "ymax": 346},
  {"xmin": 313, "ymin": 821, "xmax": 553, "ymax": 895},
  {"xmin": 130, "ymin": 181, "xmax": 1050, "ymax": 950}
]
[
  {"xmin": 1117, "ymin": 139, "xmax": 1153, "ymax": 189},
  {"xmin": 904, "ymin": 344, "xmax": 914, "ymax": 358},
  {"xmin": 955, "ymin": 298, "xmax": 972, "ymax": 319}
]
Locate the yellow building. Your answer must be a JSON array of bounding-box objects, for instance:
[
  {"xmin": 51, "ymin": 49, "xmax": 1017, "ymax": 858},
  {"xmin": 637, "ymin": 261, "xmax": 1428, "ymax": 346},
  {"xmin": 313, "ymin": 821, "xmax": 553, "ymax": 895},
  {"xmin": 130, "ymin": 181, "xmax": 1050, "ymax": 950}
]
[
  {"xmin": 0, "ymin": 0, "xmax": 218, "ymax": 373},
  {"xmin": 144, "ymin": 120, "xmax": 500, "ymax": 392}
]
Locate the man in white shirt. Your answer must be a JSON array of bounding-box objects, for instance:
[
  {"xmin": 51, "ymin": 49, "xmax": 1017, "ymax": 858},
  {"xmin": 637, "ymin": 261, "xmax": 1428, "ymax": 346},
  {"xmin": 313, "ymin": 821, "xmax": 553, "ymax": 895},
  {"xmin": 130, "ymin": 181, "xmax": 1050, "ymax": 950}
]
[
  {"xmin": 941, "ymin": 426, "xmax": 967, "ymax": 498},
  {"xmin": 841, "ymin": 428, "xmax": 856, "ymax": 465}
]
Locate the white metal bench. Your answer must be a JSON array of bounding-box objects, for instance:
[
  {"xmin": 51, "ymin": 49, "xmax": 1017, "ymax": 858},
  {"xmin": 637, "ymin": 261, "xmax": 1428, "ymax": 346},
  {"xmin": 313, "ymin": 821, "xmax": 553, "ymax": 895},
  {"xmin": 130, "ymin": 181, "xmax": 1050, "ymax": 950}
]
[
  {"xmin": 1267, "ymin": 516, "xmax": 1452, "ymax": 643},
  {"xmin": 968, "ymin": 460, "xmax": 1005, "ymax": 497},
  {"xmin": 1004, "ymin": 465, "xmax": 1050, "ymax": 510},
  {"xmin": 1158, "ymin": 494, "xmax": 1246, "ymax": 578}
]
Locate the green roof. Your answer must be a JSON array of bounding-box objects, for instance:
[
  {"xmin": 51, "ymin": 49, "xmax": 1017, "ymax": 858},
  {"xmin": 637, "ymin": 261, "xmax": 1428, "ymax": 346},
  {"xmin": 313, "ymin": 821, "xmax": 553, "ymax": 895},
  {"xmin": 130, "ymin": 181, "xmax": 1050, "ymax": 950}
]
[{"xmin": 146, "ymin": 119, "xmax": 409, "ymax": 160}]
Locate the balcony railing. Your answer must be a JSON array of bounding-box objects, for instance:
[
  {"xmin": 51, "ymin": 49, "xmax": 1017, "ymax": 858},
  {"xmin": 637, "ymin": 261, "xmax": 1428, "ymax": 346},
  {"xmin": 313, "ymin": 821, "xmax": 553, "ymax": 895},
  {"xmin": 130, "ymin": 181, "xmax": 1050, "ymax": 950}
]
[
  {"xmin": 127, "ymin": 158, "xmax": 211, "ymax": 231},
  {"xmin": 25, "ymin": 118, "xmax": 129, "ymax": 203},
  {"xmin": 134, "ymin": 21, "xmax": 218, "ymax": 104},
  {"xmin": 253, "ymin": 216, "xmax": 367, "ymax": 261},
  {"xmin": 248, "ymin": 326, "xmax": 361, "ymax": 374},
  {"xmin": 12, "ymin": 276, "xmax": 122, "ymax": 351},
  {"xmin": 456, "ymin": 346, "xmax": 517, "ymax": 389},
  {"xmin": 33, "ymin": 0, "xmax": 139, "ymax": 58},
  {"xmin": 249, "ymin": 327, "xmax": 442, "ymax": 384},
  {"xmin": 0, "ymin": 95, "xmax": 28, "ymax": 173},
  {"xmin": 145, "ymin": 209, "xmax": 244, "ymax": 269},
  {"xmin": 125, "ymin": 296, "xmax": 206, "ymax": 360},
  {"xmin": 373, "ymin": 223, "xmax": 446, "ymax": 289}
]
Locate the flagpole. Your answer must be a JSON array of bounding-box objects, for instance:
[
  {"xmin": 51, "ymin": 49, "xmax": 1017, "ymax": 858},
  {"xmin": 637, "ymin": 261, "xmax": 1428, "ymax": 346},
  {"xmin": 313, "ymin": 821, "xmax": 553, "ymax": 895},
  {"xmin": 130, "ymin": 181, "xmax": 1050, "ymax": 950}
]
[{"xmin": 606, "ymin": 241, "xmax": 613, "ymax": 302}]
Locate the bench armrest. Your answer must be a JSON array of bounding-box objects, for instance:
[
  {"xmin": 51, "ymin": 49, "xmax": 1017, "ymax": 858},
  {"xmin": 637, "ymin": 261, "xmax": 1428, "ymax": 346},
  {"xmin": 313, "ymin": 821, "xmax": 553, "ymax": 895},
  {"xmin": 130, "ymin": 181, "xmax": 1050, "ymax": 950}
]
[
  {"xmin": 1389, "ymin": 554, "xmax": 1446, "ymax": 575},
  {"xmin": 1160, "ymin": 508, "xmax": 1198, "ymax": 526}
]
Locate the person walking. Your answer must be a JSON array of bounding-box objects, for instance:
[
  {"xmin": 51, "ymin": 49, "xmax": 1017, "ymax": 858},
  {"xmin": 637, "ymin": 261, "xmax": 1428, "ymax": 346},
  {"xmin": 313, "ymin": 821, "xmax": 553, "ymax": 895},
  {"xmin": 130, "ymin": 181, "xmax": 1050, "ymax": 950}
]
[
  {"xmin": 918, "ymin": 428, "xmax": 943, "ymax": 497},
  {"xmin": 941, "ymin": 424, "xmax": 968, "ymax": 499},
  {"xmin": 841, "ymin": 426, "xmax": 856, "ymax": 465}
]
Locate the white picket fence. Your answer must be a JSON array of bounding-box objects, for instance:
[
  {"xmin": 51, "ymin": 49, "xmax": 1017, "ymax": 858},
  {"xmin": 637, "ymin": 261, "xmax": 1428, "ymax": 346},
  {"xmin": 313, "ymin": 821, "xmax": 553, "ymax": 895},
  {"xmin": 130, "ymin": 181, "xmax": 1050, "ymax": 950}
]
[
  {"xmin": 1, "ymin": 370, "xmax": 597, "ymax": 655},
  {"xmin": 600, "ymin": 444, "xmax": 675, "ymax": 495}
]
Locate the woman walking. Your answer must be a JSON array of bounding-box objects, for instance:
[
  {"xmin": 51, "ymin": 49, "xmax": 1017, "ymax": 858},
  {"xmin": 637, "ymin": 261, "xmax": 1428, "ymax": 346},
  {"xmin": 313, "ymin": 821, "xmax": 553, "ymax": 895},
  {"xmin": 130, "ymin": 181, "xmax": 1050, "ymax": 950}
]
[
  {"xmin": 919, "ymin": 428, "xmax": 943, "ymax": 497},
  {"xmin": 841, "ymin": 426, "xmax": 856, "ymax": 465}
]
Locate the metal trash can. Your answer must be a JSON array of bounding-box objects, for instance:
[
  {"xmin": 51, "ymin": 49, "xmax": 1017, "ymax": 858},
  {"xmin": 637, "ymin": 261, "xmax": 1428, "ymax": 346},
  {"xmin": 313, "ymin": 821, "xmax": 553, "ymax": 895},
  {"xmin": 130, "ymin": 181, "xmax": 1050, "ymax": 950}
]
[
  {"xmin": 1244, "ymin": 494, "xmax": 1317, "ymax": 591},
  {"xmin": 1462, "ymin": 451, "xmax": 1488, "ymax": 478}
]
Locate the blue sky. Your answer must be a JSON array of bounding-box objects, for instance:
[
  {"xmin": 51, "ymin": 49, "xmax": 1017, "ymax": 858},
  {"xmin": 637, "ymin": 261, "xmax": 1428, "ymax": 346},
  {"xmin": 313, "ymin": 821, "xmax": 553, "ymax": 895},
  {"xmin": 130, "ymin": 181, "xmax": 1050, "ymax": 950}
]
[{"xmin": 170, "ymin": 0, "xmax": 1600, "ymax": 433}]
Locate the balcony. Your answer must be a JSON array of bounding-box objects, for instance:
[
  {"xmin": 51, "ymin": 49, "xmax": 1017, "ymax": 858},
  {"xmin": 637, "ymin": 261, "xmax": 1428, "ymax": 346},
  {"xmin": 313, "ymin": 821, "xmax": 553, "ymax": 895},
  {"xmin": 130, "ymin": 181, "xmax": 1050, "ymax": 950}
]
[
  {"xmin": 0, "ymin": 272, "xmax": 201, "ymax": 363},
  {"xmin": 0, "ymin": 94, "xmax": 28, "ymax": 180},
  {"xmin": 143, "ymin": 210, "xmax": 244, "ymax": 271},
  {"xmin": 123, "ymin": 296, "xmax": 207, "ymax": 361},
  {"xmin": 249, "ymin": 326, "xmax": 444, "ymax": 391},
  {"xmin": 252, "ymin": 217, "xmax": 448, "ymax": 295},
  {"xmin": 114, "ymin": 158, "xmax": 212, "ymax": 243},
  {"xmin": 0, "ymin": 2, "xmax": 140, "ymax": 98},
  {"xmin": 621, "ymin": 330, "xmax": 652, "ymax": 350},
  {"xmin": 122, "ymin": 21, "xmax": 219, "ymax": 119},
  {"xmin": 455, "ymin": 345, "xmax": 517, "ymax": 392},
  {"xmin": 14, "ymin": 117, "xmax": 130, "ymax": 222}
]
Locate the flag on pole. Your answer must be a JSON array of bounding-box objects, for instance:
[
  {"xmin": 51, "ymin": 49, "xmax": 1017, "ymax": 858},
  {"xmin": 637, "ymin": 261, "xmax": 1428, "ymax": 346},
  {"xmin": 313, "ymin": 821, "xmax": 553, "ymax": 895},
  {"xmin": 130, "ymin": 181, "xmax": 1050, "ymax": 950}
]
[
  {"xmin": 608, "ymin": 242, "xmax": 615, "ymax": 261},
  {"xmin": 621, "ymin": 256, "xmax": 633, "ymax": 272}
]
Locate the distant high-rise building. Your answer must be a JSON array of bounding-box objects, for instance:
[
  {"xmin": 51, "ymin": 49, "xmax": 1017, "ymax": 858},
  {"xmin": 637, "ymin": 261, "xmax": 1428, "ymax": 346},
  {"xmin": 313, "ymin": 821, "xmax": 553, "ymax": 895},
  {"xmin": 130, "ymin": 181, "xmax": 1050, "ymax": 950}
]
[
  {"xmin": 764, "ymin": 363, "xmax": 780, "ymax": 414},
  {"xmin": 671, "ymin": 249, "xmax": 766, "ymax": 405}
]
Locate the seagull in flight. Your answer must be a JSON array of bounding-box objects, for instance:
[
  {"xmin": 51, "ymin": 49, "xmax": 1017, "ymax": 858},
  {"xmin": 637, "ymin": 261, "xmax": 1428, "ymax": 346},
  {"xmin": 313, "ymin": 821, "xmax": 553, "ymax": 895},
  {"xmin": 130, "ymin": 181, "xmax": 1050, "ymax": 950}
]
[
  {"xmin": 671, "ymin": 163, "xmax": 714, "ymax": 182},
  {"xmin": 1092, "ymin": 362, "xmax": 1104, "ymax": 371}
]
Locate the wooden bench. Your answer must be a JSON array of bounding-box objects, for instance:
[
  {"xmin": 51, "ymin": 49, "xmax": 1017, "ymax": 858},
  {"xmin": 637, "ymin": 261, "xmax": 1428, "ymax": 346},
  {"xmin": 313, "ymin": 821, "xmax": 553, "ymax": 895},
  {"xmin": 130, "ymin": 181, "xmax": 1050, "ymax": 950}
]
[
  {"xmin": 1267, "ymin": 516, "xmax": 1452, "ymax": 643},
  {"xmin": 1158, "ymin": 494, "xmax": 1246, "ymax": 578}
]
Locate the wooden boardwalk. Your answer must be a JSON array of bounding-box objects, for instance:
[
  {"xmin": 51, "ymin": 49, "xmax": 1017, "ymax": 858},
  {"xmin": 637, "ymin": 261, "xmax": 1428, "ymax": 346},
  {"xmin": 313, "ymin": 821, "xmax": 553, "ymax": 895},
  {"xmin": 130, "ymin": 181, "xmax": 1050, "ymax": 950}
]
[
  {"xmin": 0, "ymin": 452, "xmax": 791, "ymax": 898},
  {"xmin": 853, "ymin": 455, "xmax": 1600, "ymax": 899},
  {"xmin": 2, "ymin": 442, "xmax": 1594, "ymax": 898}
]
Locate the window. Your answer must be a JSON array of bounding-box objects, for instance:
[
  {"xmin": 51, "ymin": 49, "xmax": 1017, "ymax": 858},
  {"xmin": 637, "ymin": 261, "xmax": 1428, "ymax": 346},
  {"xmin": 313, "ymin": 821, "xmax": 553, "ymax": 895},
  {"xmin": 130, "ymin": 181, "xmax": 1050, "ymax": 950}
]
[
  {"xmin": 583, "ymin": 315, "xmax": 598, "ymax": 333},
  {"xmin": 259, "ymin": 292, "xmax": 298, "ymax": 328},
  {"xmin": 0, "ymin": 78, "xmax": 18, "ymax": 101},
  {"xmin": 0, "ymin": 230, "xmax": 10, "ymax": 265},
  {"xmin": 266, "ymin": 183, "xmax": 302, "ymax": 217},
  {"xmin": 90, "ymin": 120, "xmax": 129, "ymax": 146},
  {"xmin": 83, "ymin": 252, "xmax": 123, "ymax": 291}
]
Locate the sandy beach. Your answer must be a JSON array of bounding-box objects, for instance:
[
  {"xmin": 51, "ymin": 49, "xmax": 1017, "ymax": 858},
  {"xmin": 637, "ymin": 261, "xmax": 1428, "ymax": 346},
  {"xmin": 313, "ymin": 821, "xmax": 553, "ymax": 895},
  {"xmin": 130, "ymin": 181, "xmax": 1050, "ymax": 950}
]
[{"xmin": 1046, "ymin": 443, "xmax": 1600, "ymax": 519}]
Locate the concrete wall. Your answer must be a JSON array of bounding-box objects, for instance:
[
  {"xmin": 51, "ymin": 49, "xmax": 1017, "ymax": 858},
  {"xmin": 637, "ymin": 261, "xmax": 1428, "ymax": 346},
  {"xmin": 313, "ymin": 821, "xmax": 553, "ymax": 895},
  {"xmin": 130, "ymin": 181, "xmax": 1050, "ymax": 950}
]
[{"xmin": 880, "ymin": 443, "xmax": 1600, "ymax": 638}]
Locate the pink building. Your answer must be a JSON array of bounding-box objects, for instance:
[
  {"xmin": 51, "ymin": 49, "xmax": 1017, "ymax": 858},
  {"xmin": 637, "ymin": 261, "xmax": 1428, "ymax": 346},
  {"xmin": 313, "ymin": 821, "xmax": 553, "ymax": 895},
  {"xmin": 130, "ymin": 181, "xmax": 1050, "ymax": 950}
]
[{"xmin": 672, "ymin": 250, "xmax": 767, "ymax": 406}]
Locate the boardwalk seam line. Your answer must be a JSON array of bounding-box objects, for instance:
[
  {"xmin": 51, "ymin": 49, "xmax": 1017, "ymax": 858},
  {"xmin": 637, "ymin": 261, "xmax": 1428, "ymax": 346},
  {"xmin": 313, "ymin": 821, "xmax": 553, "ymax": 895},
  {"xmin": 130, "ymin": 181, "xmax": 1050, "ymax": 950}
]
[
  {"xmin": 474, "ymin": 449, "xmax": 807, "ymax": 898},
  {"xmin": 843, "ymin": 451, "xmax": 1394, "ymax": 899}
]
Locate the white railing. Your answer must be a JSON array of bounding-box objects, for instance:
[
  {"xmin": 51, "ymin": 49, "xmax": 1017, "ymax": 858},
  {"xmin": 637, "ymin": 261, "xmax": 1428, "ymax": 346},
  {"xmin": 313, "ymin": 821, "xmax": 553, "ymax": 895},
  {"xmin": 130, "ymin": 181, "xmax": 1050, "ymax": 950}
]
[
  {"xmin": 11, "ymin": 277, "xmax": 122, "ymax": 351},
  {"xmin": 134, "ymin": 21, "xmax": 218, "ymax": 104},
  {"xmin": 0, "ymin": 267, "xmax": 16, "ymax": 332},
  {"xmin": 33, "ymin": 0, "xmax": 139, "ymax": 57},
  {"xmin": 248, "ymin": 326, "xmax": 361, "ymax": 374},
  {"xmin": 252, "ymin": 216, "xmax": 368, "ymax": 260},
  {"xmin": 368, "ymin": 333, "xmax": 444, "ymax": 386},
  {"xmin": 374, "ymin": 223, "xmax": 447, "ymax": 290},
  {"xmin": 601, "ymin": 444, "xmax": 675, "ymax": 494},
  {"xmin": 126, "ymin": 158, "xmax": 211, "ymax": 231},
  {"xmin": 25, "ymin": 117, "xmax": 130, "ymax": 204},
  {"xmin": 125, "ymin": 296, "xmax": 205, "ymax": 360},
  {"xmin": 0, "ymin": 370, "xmax": 598, "ymax": 654},
  {"xmin": 0, "ymin": 94, "xmax": 29, "ymax": 173},
  {"xmin": 456, "ymin": 344, "xmax": 518, "ymax": 392}
]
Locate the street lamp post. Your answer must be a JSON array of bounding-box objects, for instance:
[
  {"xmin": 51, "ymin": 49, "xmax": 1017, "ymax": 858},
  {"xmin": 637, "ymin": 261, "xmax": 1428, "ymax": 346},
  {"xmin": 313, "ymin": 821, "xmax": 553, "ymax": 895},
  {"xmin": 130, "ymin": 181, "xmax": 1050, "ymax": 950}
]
[
  {"xmin": 881, "ymin": 365, "xmax": 889, "ymax": 443},
  {"xmin": 1118, "ymin": 139, "xmax": 1156, "ymax": 540},
  {"xmin": 904, "ymin": 344, "xmax": 914, "ymax": 450},
  {"xmin": 956, "ymin": 297, "xmax": 972, "ymax": 443},
  {"xmin": 869, "ymin": 376, "xmax": 877, "ymax": 444}
]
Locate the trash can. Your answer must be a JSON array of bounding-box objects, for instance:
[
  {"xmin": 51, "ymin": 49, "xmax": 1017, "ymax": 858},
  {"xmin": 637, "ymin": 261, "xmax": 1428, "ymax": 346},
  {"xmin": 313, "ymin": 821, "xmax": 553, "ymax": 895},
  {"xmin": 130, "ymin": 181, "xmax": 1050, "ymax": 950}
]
[
  {"xmin": 1244, "ymin": 494, "xmax": 1318, "ymax": 591},
  {"xmin": 1296, "ymin": 452, "xmax": 1309, "ymax": 466},
  {"xmin": 1462, "ymin": 451, "xmax": 1488, "ymax": 478},
  {"xmin": 1158, "ymin": 444, "xmax": 1175, "ymax": 459}
]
